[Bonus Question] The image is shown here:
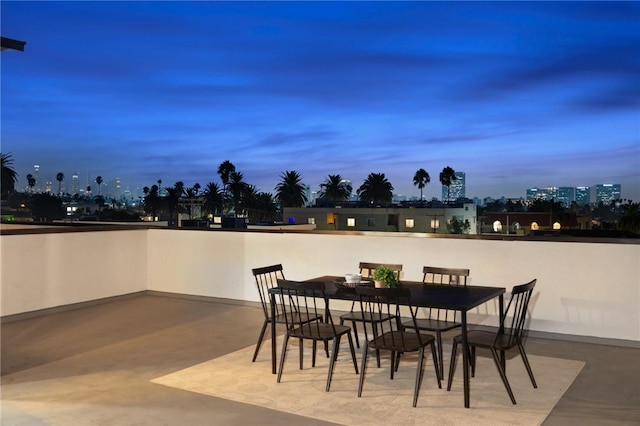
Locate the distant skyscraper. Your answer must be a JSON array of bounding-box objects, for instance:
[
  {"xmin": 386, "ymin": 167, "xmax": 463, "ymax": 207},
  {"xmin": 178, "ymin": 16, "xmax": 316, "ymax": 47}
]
[
  {"xmin": 575, "ymin": 186, "xmax": 591, "ymax": 205},
  {"xmin": 526, "ymin": 186, "xmax": 557, "ymax": 202},
  {"xmin": 45, "ymin": 178, "xmax": 52, "ymax": 193},
  {"xmin": 557, "ymin": 187, "xmax": 575, "ymax": 207},
  {"xmin": 71, "ymin": 172, "xmax": 80, "ymax": 195},
  {"xmin": 33, "ymin": 164, "xmax": 40, "ymax": 192},
  {"xmin": 595, "ymin": 184, "xmax": 621, "ymax": 204},
  {"xmin": 442, "ymin": 171, "xmax": 465, "ymax": 202}
]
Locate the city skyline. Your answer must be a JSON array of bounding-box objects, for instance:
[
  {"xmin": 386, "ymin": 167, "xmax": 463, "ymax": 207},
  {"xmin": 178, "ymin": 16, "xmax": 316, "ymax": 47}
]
[{"xmin": 2, "ymin": 2, "xmax": 639, "ymax": 201}]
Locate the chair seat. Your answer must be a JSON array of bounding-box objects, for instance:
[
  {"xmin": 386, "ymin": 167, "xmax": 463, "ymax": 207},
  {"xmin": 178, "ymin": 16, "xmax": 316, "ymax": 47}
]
[
  {"xmin": 402, "ymin": 318, "xmax": 461, "ymax": 332},
  {"xmin": 340, "ymin": 311, "xmax": 395, "ymax": 323},
  {"xmin": 290, "ymin": 323, "xmax": 352, "ymax": 341},
  {"xmin": 368, "ymin": 331, "xmax": 436, "ymax": 352},
  {"xmin": 274, "ymin": 312, "xmax": 322, "ymax": 324},
  {"xmin": 453, "ymin": 330, "xmax": 518, "ymax": 351}
]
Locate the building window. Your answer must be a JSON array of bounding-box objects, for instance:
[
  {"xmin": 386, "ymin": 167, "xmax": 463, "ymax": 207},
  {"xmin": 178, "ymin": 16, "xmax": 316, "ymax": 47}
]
[
  {"xmin": 493, "ymin": 220, "xmax": 502, "ymax": 232},
  {"xmin": 327, "ymin": 213, "xmax": 336, "ymax": 225},
  {"xmin": 367, "ymin": 218, "xmax": 375, "ymax": 227},
  {"xmin": 347, "ymin": 218, "xmax": 356, "ymax": 227},
  {"xmin": 307, "ymin": 217, "xmax": 315, "ymax": 225},
  {"xmin": 553, "ymin": 222, "xmax": 561, "ymax": 230},
  {"xmin": 405, "ymin": 218, "xmax": 414, "ymax": 229},
  {"xmin": 531, "ymin": 222, "xmax": 539, "ymax": 230}
]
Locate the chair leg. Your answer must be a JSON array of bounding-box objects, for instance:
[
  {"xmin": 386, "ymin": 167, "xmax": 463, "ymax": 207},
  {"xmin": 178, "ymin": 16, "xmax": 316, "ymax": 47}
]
[
  {"xmin": 357, "ymin": 344, "xmax": 369, "ymax": 397},
  {"xmin": 490, "ymin": 347, "xmax": 516, "ymax": 404},
  {"xmin": 312, "ymin": 340, "xmax": 317, "ymax": 367},
  {"xmin": 277, "ymin": 333, "xmax": 290, "ymax": 383},
  {"xmin": 251, "ymin": 320, "xmax": 269, "ymax": 362},
  {"xmin": 447, "ymin": 340, "xmax": 458, "ymax": 391},
  {"xmin": 390, "ymin": 352, "xmax": 396, "ymax": 380},
  {"xmin": 470, "ymin": 346, "xmax": 476, "ymax": 377},
  {"xmin": 518, "ymin": 343, "xmax": 538, "ymax": 388},
  {"xmin": 350, "ymin": 321, "xmax": 360, "ymax": 348},
  {"xmin": 413, "ymin": 347, "xmax": 426, "ymax": 407},
  {"xmin": 326, "ymin": 336, "xmax": 341, "ymax": 392},
  {"xmin": 435, "ymin": 331, "xmax": 444, "ymax": 381},
  {"xmin": 298, "ymin": 339, "xmax": 304, "ymax": 370},
  {"xmin": 346, "ymin": 332, "xmax": 359, "ymax": 374},
  {"xmin": 430, "ymin": 341, "xmax": 442, "ymax": 389}
]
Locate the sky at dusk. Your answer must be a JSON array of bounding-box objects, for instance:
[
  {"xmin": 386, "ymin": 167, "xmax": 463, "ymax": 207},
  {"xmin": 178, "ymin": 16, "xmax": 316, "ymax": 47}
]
[{"xmin": 2, "ymin": 1, "xmax": 639, "ymax": 200}]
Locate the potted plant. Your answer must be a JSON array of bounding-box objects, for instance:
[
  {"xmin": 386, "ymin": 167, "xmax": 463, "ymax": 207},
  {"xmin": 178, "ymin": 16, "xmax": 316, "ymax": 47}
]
[{"xmin": 372, "ymin": 266, "xmax": 398, "ymax": 288}]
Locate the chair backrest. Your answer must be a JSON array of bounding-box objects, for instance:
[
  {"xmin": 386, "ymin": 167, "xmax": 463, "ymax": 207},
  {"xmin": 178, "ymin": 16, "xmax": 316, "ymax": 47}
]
[
  {"xmin": 422, "ymin": 266, "xmax": 469, "ymax": 286},
  {"xmin": 252, "ymin": 264, "xmax": 285, "ymax": 318},
  {"xmin": 355, "ymin": 286, "xmax": 427, "ymax": 350},
  {"xmin": 499, "ymin": 279, "xmax": 537, "ymax": 348},
  {"xmin": 276, "ymin": 279, "xmax": 336, "ymax": 336},
  {"xmin": 422, "ymin": 266, "xmax": 470, "ymax": 322},
  {"xmin": 359, "ymin": 262, "xmax": 403, "ymax": 280}
]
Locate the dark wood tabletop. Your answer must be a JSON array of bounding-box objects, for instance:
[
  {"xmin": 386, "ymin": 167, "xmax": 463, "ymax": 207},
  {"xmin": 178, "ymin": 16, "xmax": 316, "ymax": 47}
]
[{"xmin": 305, "ymin": 276, "xmax": 505, "ymax": 311}]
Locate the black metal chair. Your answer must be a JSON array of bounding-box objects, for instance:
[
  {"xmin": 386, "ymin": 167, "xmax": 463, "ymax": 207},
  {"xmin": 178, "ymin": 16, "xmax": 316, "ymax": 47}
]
[
  {"xmin": 276, "ymin": 280, "xmax": 358, "ymax": 392},
  {"xmin": 401, "ymin": 266, "xmax": 470, "ymax": 379},
  {"xmin": 340, "ymin": 262, "xmax": 403, "ymax": 350},
  {"xmin": 356, "ymin": 286, "xmax": 441, "ymax": 407},
  {"xmin": 447, "ymin": 279, "xmax": 538, "ymax": 404},
  {"xmin": 251, "ymin": 264, "xmax": 324, "ymax": 362}
]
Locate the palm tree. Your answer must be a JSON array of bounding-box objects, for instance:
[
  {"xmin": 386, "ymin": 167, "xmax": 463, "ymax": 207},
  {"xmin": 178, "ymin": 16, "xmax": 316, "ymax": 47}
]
[
  {"xmin": 56, "ymin": 172, "xmax": 65, "ymax": 195},
  {"xmin": 357, "ymin": 173, "xmax": 394, "ymax": 205},
  {"xmin": 275, "ymin": 170, "xmax": 308, "ymax": 208},
  {"xmin": 413, "ymin": 168, "xmax": 430, "ymax": 202},
  {"xmin": 95, "ymin": 176, "xmax": 103, "ymax": 196},
  {"xmin": 318, "ymin": 174, "xmax": 352, "ymax": 203},
  {"xmin": 1, "ymin": 153, "xmax": 18, "ymax": 199},
  {"xmin": 26, "ymin": 174, "xmax": 36, "ymax": 193},
  {"xmin": 228, "ymin": 171, "xmax": 248, "ymax": 215},
  {"xmin": 203, "ymin": 181, "xmax": 224, "ymax": 216},
  {"xmin": 439, "ymin": 166, "xmax": 457, "ymax": 203},
  {"xmin": 143, "ymin": 184, "xmax": 161, "ymax": 219},
  {"xmin": 217, "ymin": 160, "xmax": 235, "ymax": 190}
]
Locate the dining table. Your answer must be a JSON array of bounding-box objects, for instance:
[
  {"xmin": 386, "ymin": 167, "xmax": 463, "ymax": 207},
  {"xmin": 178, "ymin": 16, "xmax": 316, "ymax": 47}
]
[{"xmin": 268, "ymin": 276, "xmax": 505, "ymax": 408}]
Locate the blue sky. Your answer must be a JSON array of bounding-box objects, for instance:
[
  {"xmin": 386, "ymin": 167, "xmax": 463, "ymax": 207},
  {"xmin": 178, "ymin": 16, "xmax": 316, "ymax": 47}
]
[{"xmin": 2, "ymin": 1, "xmax": 639, "ymax": 200}]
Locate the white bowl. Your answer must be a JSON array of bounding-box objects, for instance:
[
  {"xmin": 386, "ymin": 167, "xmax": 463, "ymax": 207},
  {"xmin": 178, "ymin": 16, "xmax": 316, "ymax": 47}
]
[{"xmin": 345, "ymin": 274, "xmax": 362, "ymax": 283}]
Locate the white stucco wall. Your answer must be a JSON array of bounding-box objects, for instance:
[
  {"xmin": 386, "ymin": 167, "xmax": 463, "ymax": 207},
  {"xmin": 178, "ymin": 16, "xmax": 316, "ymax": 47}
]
[{"xmin": 2, "ymin": 227, "xmax": 638, "ymax": 342}]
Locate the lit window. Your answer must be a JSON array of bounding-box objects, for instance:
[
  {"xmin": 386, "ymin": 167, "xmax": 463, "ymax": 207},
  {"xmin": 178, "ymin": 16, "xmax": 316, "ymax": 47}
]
[
  {"xmin": 213, "ymin": 216, "xmax": 222, "ymax": 224},
  {"xmin": 326, "ymin": 213, "xmax": 336, "ymax": 225},
  {"xmin": 531, "ymin": 222, "xmax": 539, "ymax": 230},
  {"xmin": 308, "ymin": 217, "xmax": 315, "ymax": 225},
  {"xmin": 405, "ymin": 219, "xmax": 414, "ymax": 228},
  {"xmin": 553, "ymin": 222, "xmax": 561, "ymax": 230},
  {"xmin": 513, "ymin": 222, "xmax": 520, "ymax": 231},
  {"xmin": 347, "ymin": 218, "xmax": 356, "ymax": 227},
  {"xmin": 493, "ymin": 220, "xmax": 502, "ymax": 232}
]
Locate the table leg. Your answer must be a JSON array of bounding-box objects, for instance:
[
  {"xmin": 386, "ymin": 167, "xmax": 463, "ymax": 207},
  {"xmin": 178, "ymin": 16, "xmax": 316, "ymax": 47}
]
[
  {"xmin": 270, "ymin": 292, "xmax": 277, "ymax": 374},
  {"xmin": 498, "ymin": 294, "xmax": 505, "ymax": 371},
  {"xmin": 461, "ymin": 310, "xmax": 470, "ymax": 408}
]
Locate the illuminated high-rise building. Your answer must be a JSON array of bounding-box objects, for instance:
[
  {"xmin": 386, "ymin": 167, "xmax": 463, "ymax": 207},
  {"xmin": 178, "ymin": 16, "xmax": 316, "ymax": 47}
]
[
  {"xmin": 71, "ymin": 172, "xmax": 80, "ymax": 195},
  {"xmin": 526, "ymin": 186, "xmax": 557, "ymax": 202},
  {"xmin": 33, "ymin": 164, "xmax": 40, "ymax": 192},
  {"xmin": 575, "ymin": 186, "xmax": 591, "ymax": 205},
  {"xmin": 442, "ymin": 171, "xmax": 465, "ymax": 202},
  {"xmin": 557, "ymin": 187, "xmax": 575, "ymax": 207},
  {"xmin": 595, "ymin": 184, "xmax": 621, "ymax": 204}
]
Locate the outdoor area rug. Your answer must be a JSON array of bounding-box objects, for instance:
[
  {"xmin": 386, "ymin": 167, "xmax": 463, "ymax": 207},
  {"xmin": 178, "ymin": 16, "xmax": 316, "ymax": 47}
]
[{"xmin": 151, "ymin": 340, "xmax": 585, "ymax": 426}]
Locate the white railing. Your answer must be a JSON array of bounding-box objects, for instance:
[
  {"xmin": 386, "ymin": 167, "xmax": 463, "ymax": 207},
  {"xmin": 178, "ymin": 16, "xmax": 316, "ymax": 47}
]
[{"xmin": 1, "ymin": 226, "xmax": 638, "ymax": 343}]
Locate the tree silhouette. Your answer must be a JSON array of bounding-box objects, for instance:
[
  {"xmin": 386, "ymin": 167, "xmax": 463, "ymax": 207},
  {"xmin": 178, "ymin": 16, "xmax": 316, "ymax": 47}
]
[
  {"xmin": 318, "ymin": 174, "xmax": 352, "ymax": 203},
  {"xmin": 357, "ymin": 173, "xmax": 394, "ymax": 205},
  {"xmin": 439, "ymin": 166, "xmax": 457, "ymax": 203},
  {"xmin": 96, "ymin": 176, "xmax": 103, "ymax": 196},
  {"xmin": 56, "ymin": 172, "xmax": 64, "ymax": 195},
  {"xmin": 275, "ymin": 170, "xmax": 307, "ymax": 208},
  {"xmin": 412, "ymin": 168, "xmax": 430, "ymax": 202},
  {"xmin": 1, "ymin": 153, "xmax": 18, "ymax": 199}
]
